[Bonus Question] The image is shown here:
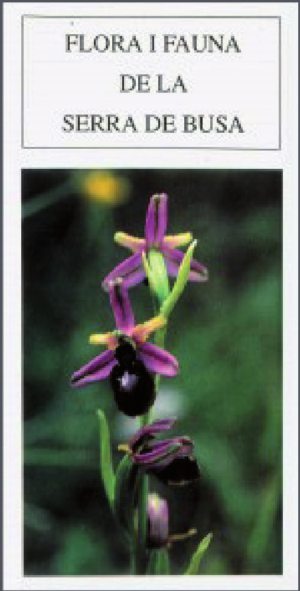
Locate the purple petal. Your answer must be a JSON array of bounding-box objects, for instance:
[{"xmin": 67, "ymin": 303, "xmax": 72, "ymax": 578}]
[
  {"xmin": 138, "ymin": 342, "xmax": 179, "ymax": 377},
  {"xmin": 173, "ymin": 437, "xmax": 194, "ymax": 458},
  {"xmin": 151, "ymin": 449, "xmax": 185, "ymax": 471},
  {"xmin": 70, "ymin": 349, "xmax": 116, "ymax": 387},
  {"xmin": 102, "ymin": 252, "xmax": 145, "ymax": 291},
  {"xmin": 134, "ymin": 439, "xmax": 181, "ymax": 467},
  {"xmin": 145, "ymin": 194, "xmax": 168, "ymax": 245},
  {"xmin": 162, "ymin": 245, "xmax": 208, "ymax": 282},
  {"xmin": 129, "ymin": 418, "xmax": 176, "ymax": 452},
  {"xmin": 139, "ymin": 438, "xmax": 194, "ymax": 470},
  {"xmin": 108, "ymin": 279, "xmax": 135, "ymax": 332}
]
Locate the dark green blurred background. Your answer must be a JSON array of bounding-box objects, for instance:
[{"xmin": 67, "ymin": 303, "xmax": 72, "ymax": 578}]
[{"xmin": 22, "ymin": 169, "xmax": 282, "ymax": 575}]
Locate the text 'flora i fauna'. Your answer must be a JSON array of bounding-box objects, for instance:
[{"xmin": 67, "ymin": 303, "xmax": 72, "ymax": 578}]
[{"xmin": 65, "ymin": 33, "xmax": 241, "ymax": 54}]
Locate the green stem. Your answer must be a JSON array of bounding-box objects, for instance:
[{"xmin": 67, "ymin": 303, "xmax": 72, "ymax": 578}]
[
  {"xmin": 130, "ymin": 550, "xmax": 136, "ymax": 575},
  {"xmin": 134, "ymin": 406, "xmax": 154, "ymax": 573},
  {"xmin": 154, "ymin": 326, "xmax": 166, "ymax": 392},
  {"xmin": 135, "ymin": 472, "xmax": 149, "ymax": 574},
  {"xmin": 140, "ymin": 407, "xmax": 153, "ymax": 428},
  {"xmin": 134, "ymin": 251, "xmax": 170, "ymax": 574}
]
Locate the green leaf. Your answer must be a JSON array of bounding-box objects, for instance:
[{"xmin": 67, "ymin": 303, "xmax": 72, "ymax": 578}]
[
  {"xmin": 147, "ymin": 549, "xmax": 170, "ymax": 575},
  {"xmin": 160, "ymin": 240, "xmax": 197, "ymax": 319},
  {"xmin": 142, "ymin": 252, "xmax": 156, "ymax": 293},
  {"xmin": 113, "ymin": 454, "xmax": 139, "ymax": 543},
  {"xmin": 185, "ymin": 532, "xmax": 213, "ymax": 575},
  {"xmin": 246, "ymin": 473, "xmax": 281, "ymax": 568},
  {"xmin": 96, "ymin": 409, "xmax": 115, "ymax": 506},
  {"xmin": 22, "ymin": 179, "xmax": 72, "ymax": 219}
]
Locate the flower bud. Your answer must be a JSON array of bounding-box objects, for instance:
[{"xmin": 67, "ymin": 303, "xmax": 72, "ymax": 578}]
[{"xmin": 147, "ymin": 493, "xmax": 169, "ymax": 549}]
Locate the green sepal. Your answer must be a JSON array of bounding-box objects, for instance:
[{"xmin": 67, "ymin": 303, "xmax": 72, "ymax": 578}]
[
  {"xmin": 142, "ymin": 252, "xmax": 156, "ymax": 293},
  {"xmin": 184, "ymin": 532, "xmax": 213, "ymax": 575},
  {"xmin": 143, "ymin": 250, "xmax": 170, "ymax": 305},
  {"xmin": 96, "ymin": 409, "xmax": 115, "ymax": 506},
  {"xmin": 113, "ymin": 454, "xmax": 139, "ymax": 544},
  {"xmin": 147, "ymin": 549, "xmax": 170, "ymax": 575},
  {"xmin": 160, "ymin": 240, "xmax": 197, "ymax": 319}
]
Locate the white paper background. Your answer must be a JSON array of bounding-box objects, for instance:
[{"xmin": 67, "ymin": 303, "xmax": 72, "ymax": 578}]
[{"xmin": 3, "ymin": 2, "xmax": 298, "ymax": 590}]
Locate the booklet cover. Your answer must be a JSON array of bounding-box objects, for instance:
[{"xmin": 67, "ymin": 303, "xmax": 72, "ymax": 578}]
[{"xmin": 3, "ymin": 2, "xmax": 298, "ymax": 590}]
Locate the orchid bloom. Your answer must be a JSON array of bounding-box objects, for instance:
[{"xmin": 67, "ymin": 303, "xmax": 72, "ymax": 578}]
[
  {"xmin": 124, "ymin": 418, "xmax": 200, "ymax": 485},
  {"xmin": 71, "ymin": 280, "xmax": 178, "ymax": 412},
  {"xmin": 102, "ymin": 193, "xmax": 208, "ymax": 290}
]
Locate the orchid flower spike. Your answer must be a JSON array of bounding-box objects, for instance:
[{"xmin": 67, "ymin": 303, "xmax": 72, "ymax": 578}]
[
  {"xmin": 123, "ymin": 418, "xmax": 200, "ymax": 485},
  {"xmin": 102, "ymin": 194, "xmax": 208, "ymax": 290},
  {"xmin": 70, "ymin": 279, "xmax": 178, "ymax": 417}
]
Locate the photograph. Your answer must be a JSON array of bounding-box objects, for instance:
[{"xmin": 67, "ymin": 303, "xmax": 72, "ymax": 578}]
[{"xmin": 22, "ymin": 168, "xmax": 282, "ymax": 576}]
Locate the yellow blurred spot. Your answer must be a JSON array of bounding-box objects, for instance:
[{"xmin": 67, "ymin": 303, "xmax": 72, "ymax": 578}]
[{"xmin": 82, "ymin": 171, "xmax": 130, "ymax": 206}]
